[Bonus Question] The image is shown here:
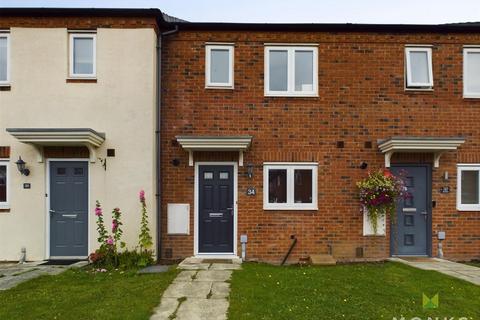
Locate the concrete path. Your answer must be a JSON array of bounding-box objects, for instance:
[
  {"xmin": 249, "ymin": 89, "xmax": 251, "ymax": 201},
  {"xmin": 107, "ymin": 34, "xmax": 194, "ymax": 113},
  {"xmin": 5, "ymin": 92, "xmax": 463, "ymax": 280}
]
[
  {"xmin": 391, "ymin": 257, "xmax": 480, "ymax": 285},
  {"xmin": 0, "ymin": 261, "xmax": 87, "ymax": 291},
  {"xmin": 150, "ymin": 257, "xmax": 241, "ymax": 320}
]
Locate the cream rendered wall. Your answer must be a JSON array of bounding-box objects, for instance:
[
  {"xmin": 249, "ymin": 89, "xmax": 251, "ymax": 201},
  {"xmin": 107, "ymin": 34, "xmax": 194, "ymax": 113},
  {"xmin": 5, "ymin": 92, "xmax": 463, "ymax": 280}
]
[{"xmin": 0, "ymin": 27, "xmax": 158, "ymax": 261}]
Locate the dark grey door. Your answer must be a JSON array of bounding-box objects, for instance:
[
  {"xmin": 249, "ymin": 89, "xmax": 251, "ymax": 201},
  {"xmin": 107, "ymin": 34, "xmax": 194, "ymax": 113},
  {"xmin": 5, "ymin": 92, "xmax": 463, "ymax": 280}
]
[
  {"xmin": 50, "ymin": 161, "xmax": 88, "ymax": 257},
  {"xmin": 198, "ymin": 165, "xmax": 234, "ymax": 253},
  {"xmin": 391, "ymin": 165, "xmax": 431, "ymax": 256}
]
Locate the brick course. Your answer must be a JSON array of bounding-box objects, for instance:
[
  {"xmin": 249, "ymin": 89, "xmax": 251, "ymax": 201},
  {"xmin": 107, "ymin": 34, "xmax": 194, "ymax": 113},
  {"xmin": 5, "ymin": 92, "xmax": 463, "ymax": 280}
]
[{"xmin": 161, "ymin": 30, "xmax": 480, "ymax": 264}]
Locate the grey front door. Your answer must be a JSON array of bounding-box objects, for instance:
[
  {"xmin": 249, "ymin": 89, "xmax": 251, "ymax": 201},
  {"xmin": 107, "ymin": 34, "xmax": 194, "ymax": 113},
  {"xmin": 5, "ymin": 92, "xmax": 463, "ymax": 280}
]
[
  {"xmin": 391, "ymin": 165, "xmax": 431, "ymax": 256},
  {"xmin": 50, "ymin": 161, "xmax": 88, "ymax": 257},
  {"xmin": 198, "ymin": 165, "xmax": 234, "ymax": 253}
]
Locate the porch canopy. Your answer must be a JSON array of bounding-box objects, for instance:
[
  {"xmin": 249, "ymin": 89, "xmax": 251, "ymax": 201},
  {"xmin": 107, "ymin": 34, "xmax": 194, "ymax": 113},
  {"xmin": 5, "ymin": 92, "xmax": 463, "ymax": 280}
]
[
  {"xmin": 176, "ymin": 135, "xmax": 252, "ymax": 166},
  {"xmin": 6, "ymin": 128, "xmax": 105, "ymax": 163},
  {"xmin": 377, "ymin": 136, "xmax": 465, "ymax": 168}
]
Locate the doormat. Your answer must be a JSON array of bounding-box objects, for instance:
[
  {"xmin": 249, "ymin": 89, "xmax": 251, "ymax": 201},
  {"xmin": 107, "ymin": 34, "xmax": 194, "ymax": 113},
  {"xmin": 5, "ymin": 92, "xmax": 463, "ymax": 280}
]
[
  {"xmin": 201, "ymin": 259, "xmax": 232, "ymax": 264},
  {"xmin": 39, "ymin": 260, "xmax": 84, "ymax": 266}
]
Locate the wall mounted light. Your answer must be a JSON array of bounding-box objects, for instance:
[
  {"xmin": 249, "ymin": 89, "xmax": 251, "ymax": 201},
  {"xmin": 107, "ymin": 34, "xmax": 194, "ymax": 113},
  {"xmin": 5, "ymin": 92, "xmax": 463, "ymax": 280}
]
[
  {"xmin": 360, "ymin": 162, "xmax": 368, "ymax": 170},
  {"xmin": 443, "ymin": 171, "xmax": 449, "ymax": 181},
  {"xmin": 15, "ymin": 156, "xmax": 30, "ymax": 176},
  {"xmin": 246, "ymin": 163, "xmax": 254, "ymax": 179}
]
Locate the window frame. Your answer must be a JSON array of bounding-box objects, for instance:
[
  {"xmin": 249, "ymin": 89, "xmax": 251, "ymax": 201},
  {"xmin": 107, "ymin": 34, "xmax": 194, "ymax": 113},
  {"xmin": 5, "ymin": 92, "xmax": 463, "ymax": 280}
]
[
  {"xmin": 205, "ymin": 44, "xmax": 234, "ymax": 89},
  {"xmin": 263, "ymin": 162, "xmax": 318, "ymax": 210},
  {"xmin": 0, "ymin": 33, "xmax": 10, "ymax": 85},
  {"xmin": 463, "ymin": 47, "xmax": 480, "ymax": 98},
  {"xmin": 457, "ymin": 164, "xmax": 480, "ymax": 211},
  {"xmin": 264, "ymin": 46, "xmax": 318, "ymax": 97},
  {"xmin": 0, "ymin": 160, "xmax": 9, "ymax": 209},
  {"xmin": 69, "ymin": 33, "xmax": 96, "ymax": 78},
  {"xmin": 405, "ymin": 47, "xmax": 433, "ymax": 89}
]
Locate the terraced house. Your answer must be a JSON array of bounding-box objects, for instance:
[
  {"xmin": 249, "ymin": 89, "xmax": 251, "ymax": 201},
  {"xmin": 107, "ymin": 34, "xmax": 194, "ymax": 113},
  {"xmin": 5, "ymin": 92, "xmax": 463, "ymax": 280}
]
[{"xmin": 1, "ymin": 7, "xmax": 480, "ymax": 265}]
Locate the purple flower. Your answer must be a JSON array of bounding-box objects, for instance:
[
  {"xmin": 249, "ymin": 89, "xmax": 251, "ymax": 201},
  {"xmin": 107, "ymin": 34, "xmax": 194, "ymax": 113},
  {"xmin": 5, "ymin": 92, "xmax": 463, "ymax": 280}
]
[
  {"xmin": 106, "ymin": 237, "xmax": 113, "ymax": 245},
  {"xmin": 95, "ymin": 207, "xmax": 102, "ymax": 217},
  {"xmin": 139, "ymin": 190, "xmax": 146, "ymax": 202}
]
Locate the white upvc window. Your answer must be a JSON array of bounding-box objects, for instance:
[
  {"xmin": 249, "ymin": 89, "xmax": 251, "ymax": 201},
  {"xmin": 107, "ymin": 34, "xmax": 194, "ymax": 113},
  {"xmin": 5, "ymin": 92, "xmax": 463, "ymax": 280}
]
[
  {"xmin": 205, "ymin": 44, "xmax": 234, "ymax": 88},
  {"xmin": 263, "ymin": 163, "xmax": 318, "ymax": 210},
  {"xmin": 405, "ymin": 47, "xmax": 433, "ymax": 88},
  {"xmin": 457, "ymin": 164, "xmax": 480, "ymax": 211},
  {"xmin": 463, "ymin": 48, "xmax": 480, "ymax": 98},
  {"xmin": 0, "ymin": 33, "xmax": 10, "ymax": 85},
  {"xmin": 69, "ymin": 33, "xmax": 96, "ymax": 78},
  {"xmin": 264, "ymin": 46, "xmax": 318, "ymax": 97},
  {"xmin": 0, "ymin": 160, "xmax": 9, "ymax": 208}
]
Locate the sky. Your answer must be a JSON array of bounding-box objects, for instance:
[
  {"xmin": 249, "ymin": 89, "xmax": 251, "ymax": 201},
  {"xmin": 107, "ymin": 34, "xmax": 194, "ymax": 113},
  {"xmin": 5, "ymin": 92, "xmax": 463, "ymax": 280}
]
[{"xmin": 1, "ymin": 0, "xmax": 480, "ymax": 24}]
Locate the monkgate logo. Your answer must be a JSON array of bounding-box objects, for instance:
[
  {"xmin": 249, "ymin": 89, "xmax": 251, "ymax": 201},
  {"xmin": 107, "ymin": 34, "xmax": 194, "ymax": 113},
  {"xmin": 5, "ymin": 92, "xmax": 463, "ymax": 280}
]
[
  {"xmin": 391, "ymin": 293, "xmax": 468, "ymax": 320},
  {"xmin": 422, "ymin": 293, "xmax": 439, "ymax": 309}
]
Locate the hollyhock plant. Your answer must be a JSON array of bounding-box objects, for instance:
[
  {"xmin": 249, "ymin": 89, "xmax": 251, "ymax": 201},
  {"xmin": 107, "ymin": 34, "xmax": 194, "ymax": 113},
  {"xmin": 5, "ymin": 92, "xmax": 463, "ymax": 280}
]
[
  {"xmin": 138, "ymin": 189, "xmax": 153, "ymax": 251},
  {"xmin": 357, "ymin": 169, "xmax": 410, "ymax": 233},
  {"xmin": 94, "ymin": 201, "xmax": 108, "ymax": 248}
]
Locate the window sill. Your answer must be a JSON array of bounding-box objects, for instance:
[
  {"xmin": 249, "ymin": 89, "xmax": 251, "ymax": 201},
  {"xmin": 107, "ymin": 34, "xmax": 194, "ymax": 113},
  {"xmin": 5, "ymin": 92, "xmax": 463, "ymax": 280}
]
[
  {"xmin": 264, "ymin": 93, "xmax": 319, "ymax": 98},
  {"xmin": 205, "ymin": 85, "xmax": 234, "ymax": 90},
  {"xmin": 404, "ymin": 87, "xmax": 434, "ymax": 92},
  {"xmin": 66, "ymin": 78, "xmax": 97, "ymax": 83},
  {"xmin": 264, "ymin": 206, "xmax": 318, "ymax": 211},
  {"xmin": 463, "ymin": 95, "xmax": 480, "ymax": 99},
  {"xmin": 457, "ymin": 207, "xmax": 480, "ymax": 211}
]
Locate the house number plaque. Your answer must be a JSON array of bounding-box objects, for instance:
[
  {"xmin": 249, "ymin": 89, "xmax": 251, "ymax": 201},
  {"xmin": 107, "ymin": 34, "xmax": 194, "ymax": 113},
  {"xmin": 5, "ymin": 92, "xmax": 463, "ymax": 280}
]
[
  {"xmin": 440, "ymin": 186, "xmax": 450, "ymax": 193},
  {"xmin": 246, "ymin": 187, "xmax": 256, "ymax": 196}
]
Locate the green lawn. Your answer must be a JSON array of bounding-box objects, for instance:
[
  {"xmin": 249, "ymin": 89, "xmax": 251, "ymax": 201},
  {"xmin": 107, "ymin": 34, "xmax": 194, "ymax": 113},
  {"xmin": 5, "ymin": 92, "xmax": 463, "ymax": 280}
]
[
  {"xmin": 229, "ymin": 262, "xmax": 480, "ymax": 320},
  {"xmin": 0, "ymin": 267, "xmax": 178, "ymax": 320}
]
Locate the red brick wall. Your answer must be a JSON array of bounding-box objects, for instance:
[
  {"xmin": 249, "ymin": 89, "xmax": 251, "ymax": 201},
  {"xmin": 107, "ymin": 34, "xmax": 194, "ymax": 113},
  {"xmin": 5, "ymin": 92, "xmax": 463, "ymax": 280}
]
[{"xmin": 161, "ymin": 30, "xmax": 480, "ymax": 264}]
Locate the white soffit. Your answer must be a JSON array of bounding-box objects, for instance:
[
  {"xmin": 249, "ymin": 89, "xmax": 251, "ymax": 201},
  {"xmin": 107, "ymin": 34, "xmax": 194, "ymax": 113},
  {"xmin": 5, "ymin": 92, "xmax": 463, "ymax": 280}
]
[
  {"xmin": 377, "ymin": 136, "xmax": 465, "ymax": 168},
  {"xmin": 6, "ymin": 128, "xmax": 106, "ymax": 163},
  {"xmin": 176, "ymin": 136, "xmax": 253, "ymax": 166}
]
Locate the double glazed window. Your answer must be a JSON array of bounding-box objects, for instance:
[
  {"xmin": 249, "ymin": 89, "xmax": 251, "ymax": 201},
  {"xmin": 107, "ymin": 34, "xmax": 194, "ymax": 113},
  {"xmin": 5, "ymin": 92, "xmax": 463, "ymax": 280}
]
[
  {"xmin": 0, "ymin": 161, "xmax": 8, "ymax": 208},
  {"xmin": 264, "ymin": 46, "xmax": 318, "ymax": 96},
  {"xmin": 205, "ymin": 44, "xmax": 234, "ymax": 88},
  {"xmin": 457, "ymin": 165, "xmax": 480, "ymax": 211},
  {"xmin": 405, "ymin": 47, "xmax": 433, "ymax": 89},
  {"xmin": 69, "ymin": 33, "xmax": 96, "ymax": 78},
  {"xmin": 263, "ymin": 163, "xmax": 318, "ymax": 210},
  {"xmin": 0, "ymin": 33, "xmax": 9, "ymax": 84},
  {"xmin": 463, "ymin": 48, "xmax": 480, "ymax": 98}
]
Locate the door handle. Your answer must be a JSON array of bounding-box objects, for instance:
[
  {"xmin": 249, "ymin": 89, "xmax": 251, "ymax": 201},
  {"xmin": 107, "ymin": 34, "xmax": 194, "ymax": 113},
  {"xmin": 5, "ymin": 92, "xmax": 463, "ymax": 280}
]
[
  {"xmin": 49, "ymin": 209, "xmax": 56, "ymax": 214},
  {"xmin": 420, "ymin": 211, "xmax": 428, "ymax": 215}
]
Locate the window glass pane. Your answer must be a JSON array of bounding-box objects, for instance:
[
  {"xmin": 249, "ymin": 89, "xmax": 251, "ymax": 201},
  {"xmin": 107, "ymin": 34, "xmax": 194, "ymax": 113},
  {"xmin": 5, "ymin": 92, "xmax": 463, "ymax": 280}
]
[
  {"xmin": 295, "ymin": 50, "xmax": 313, "ymax": 91},
  {"xmin": 268, "ymin": 169, "xmax": 287, "ymax": 203},
  {"xmin": 0, "ymin": 165, "xmax": 6, "ymax": 202},
  {"xmin": 461, "ymin": 170, "xmax": 479, "ymax": 204},
  {"xmin": 219, "ymin": 172, "xmax": 229, "ymax": 180},
  {"xmin": 269, "ymin": 50, "xmax": 288, "ymax": 91},
  {"xmin": 204, "ymin": 172, "xmax": 213, "ymax": 180},
  {"xmin": 409, "ymin": 51, "xmax": 429, "ymax": 84},
  {"xmin": 73, "ymin": 37, "xmax": 93, "ymax": 75},
  {"xmin": 210, "ymin": 49, "xmax": 230, "ymax": 83},
  {"xmin": 466, "ymin": 52, "xmax": 480, "ymax": 93},
  {"xmin": 0, "ymin": 37, "xmax": 7, "ymax": 81},
  {"xmin": 294, "ymin": 169, "xmax": 313, "ymax": 203}
]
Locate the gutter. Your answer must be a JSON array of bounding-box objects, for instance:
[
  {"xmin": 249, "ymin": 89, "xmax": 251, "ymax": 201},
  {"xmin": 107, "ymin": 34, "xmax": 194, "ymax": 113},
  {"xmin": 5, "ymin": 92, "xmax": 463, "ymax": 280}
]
[{"xmin": 156, "ymin": 24, "xmax": 179, "ymax": 262}]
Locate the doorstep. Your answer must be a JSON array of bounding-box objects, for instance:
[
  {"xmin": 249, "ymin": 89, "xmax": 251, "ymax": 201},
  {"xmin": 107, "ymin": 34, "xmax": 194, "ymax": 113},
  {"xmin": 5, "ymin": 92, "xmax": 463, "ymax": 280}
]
[{"xmin": 178, "ymin": 256, "xmax": 242, "ymax": 271}]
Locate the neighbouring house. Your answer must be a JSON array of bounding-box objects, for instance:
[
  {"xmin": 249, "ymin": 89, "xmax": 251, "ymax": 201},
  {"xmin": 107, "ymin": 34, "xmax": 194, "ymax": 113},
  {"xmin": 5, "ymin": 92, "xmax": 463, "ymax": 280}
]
[
  {"xmin": 0, "ymin": 8, "xmax": 167, "ymax": 261},
  {"xmin": 1, "ymin": 8, "xmax": 480, "ymax": 264}
]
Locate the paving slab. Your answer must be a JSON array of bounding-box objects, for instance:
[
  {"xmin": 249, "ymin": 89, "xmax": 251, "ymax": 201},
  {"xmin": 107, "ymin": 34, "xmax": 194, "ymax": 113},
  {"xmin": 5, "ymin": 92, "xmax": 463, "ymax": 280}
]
[
  {"xmin": 138, "ymin": 265, "xmax": 170, "ymax": 274},
  {"xmin": 173, "ymin": 270, "xmax": 197, "ymax": 282},
  {"xmin": 209, "ymin": 263, "xmax": 241, "ymax": 270},
  {"xmin": 391, "ymin": 257, "xmax": 480, "ymax": 286},
  {"xmin": 195, "ymin": 270, "xmax": 232, "ymax": 282},
  {"xmin": 175, "ymin": 298, "xmax": 228, "ymax": 320},
  {"xmin": 210, "ymin": 282, "xmax": 230, "ymax": 299},
  {"xmin": 150, "ymin": 298, "xmax": 179, "ymax": 320},
  {"xmin": 163, "ymin": 281, "xmax": 212, "ymax": 299}
]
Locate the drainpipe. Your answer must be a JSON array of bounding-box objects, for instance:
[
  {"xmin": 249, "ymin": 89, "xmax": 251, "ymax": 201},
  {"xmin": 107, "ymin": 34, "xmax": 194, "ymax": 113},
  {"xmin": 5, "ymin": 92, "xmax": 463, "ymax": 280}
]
[{"xmin": 156, "ymin": 24, "xmax": 179, "ymax": 263}]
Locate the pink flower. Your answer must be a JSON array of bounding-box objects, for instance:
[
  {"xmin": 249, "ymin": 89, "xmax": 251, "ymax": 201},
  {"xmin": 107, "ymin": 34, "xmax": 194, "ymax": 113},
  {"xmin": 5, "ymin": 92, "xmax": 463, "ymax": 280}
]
[
  {"xmin": 112, "ymin": 221, "xmax": 118, "ymax": 232},
  {"xmin": 139, "ymin": 190, "xmax": 145, "ymax": 202},
  {"xmin": 113, "ymin": 208, "xmax": 120, "ymax": 212},
  {"xmin": 95, "ymin": 207, "xmax": 102, "ymax": 216},
  {"xmin": 106, "ymin": 237, "xmax": 113, "ymax": 245}
]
